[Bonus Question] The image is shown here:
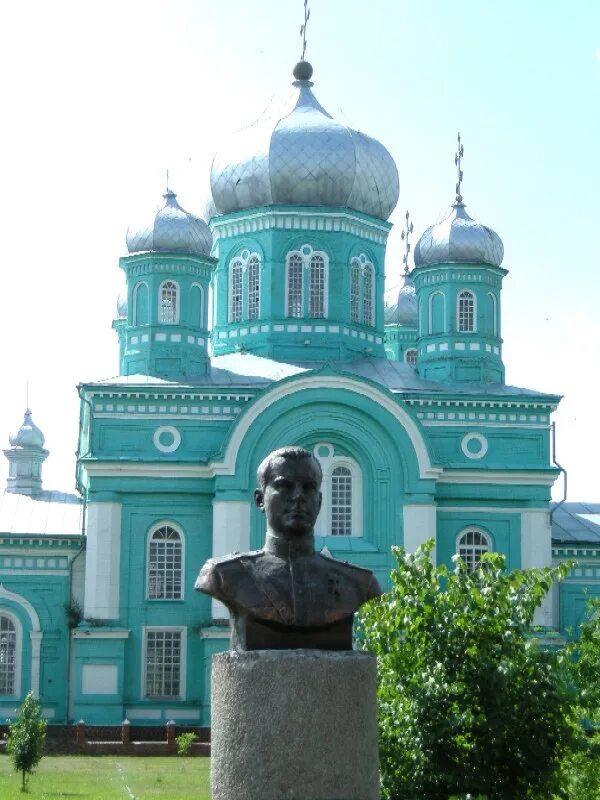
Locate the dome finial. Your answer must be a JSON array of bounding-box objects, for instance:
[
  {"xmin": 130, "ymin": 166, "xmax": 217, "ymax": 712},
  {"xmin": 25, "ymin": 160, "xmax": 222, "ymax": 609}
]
[
  {"xmin": 454, "ymin": 131, "xmax": 465, "ymax": 204},
  {"xmin": 400, "ymin": 209, "xmax": 414, "ymax": 275}
]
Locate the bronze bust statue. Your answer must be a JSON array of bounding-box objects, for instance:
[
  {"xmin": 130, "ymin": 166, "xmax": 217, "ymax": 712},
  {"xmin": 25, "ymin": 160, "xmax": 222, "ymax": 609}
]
[{"xmin": 196, "ymin": 446, "xmax": 382, "ymax": 650}]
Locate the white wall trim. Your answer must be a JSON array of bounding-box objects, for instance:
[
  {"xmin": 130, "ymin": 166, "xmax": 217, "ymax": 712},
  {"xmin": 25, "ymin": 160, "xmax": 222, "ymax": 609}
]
[
  {"xmin": 83, "ymin": 502, "xmax": 122, "ymax": 620},
  {"xmin": 0, "ymin": 609, "xmax": 23, "ymax": 698},
  {"xmin": 0, "ymin": 584, "xmax": 41, "ymax": 631},
  {"xmin": 211, "ymin": 500, "xmax": 250, "ymax": 619},
  {"xmin": 403, "ymin": 504, "xmax": 437, "ymax": 563}
]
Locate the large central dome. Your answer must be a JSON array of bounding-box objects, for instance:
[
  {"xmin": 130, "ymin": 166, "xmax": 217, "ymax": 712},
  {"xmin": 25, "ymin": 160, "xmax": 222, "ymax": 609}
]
[{"xmin": 210, "ymin": 61, "xmax": 399, "ymax": 221}]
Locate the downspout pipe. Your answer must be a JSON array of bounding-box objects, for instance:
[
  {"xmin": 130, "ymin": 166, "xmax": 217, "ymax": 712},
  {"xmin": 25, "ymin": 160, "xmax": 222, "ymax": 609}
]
[{"xmin": 550, "ymin": 420, "xmax": 567, "ymax": 525}]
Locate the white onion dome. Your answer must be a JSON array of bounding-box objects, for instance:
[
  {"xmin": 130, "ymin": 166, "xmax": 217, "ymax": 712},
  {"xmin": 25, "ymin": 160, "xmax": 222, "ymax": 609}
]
[
  {"xmin": 414, "ymin": 201, "xmax": 504, "ymax": 268},
  {"xmin": 385, "ymin": 272, "xmax": 417, "ymax": 326},
  {"xmin": 9, "ymin": 409, "xmax": 45, "ymax": 450},
  {"xmin": 126, "ymin": 190, "xmax": 212, "ymax": 257},
  {"xmin": 116, "ymin": 291, "xmax": 128, "ymax": 319},
  {"xmin": 210, "ymin": 61, "xmax": 399, "ymax": 221}
]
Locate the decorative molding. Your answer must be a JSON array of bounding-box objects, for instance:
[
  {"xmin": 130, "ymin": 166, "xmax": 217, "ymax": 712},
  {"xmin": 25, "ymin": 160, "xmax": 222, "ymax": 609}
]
[
  {"xmin": 153, "ymin": 426, "xmax": 182, "ymax": 453},
  {"xmin": 461, "ymin": 432, "xmax": 488, "ymax": 460}
]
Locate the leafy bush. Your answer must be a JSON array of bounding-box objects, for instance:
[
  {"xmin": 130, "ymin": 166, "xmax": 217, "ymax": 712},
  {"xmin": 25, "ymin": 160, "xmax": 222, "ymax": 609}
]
[
  {"xmin": 176, "ymin": 731, "xmax": 198, "ymax": 756},
  {"xmin": 6, "ymin": 691, "xmax": 47, "ymax": 790},
  {"xmin": 358, "ymin": 541, "xmax": 576, "ymax": 800}
]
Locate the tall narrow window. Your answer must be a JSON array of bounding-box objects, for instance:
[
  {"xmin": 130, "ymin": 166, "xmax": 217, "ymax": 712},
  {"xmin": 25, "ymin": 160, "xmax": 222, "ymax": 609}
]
[
  {"xmin": 405, "ymin": 348, "xmax": 417, "ymax": 367},
  {"xmin": 309, "ymin": 254, "xmax": 326, "ymax": 318},
  {"xmin": 331, "ymin": 466, "xmax": 353, "ymax": 536},
  {"xmin": 148, "ymin": 525, "xmax": 183, "ymax": 600},
  {"xmin": 285, "ymin": 246, "xmax": 328, "ymax": 318},
  {"xmin": 349, "ymin": 255, "xmax": 375, "ymax": 326},
  {"xmin": 133, "ymin": 282, "xmax": 149, "ymax": 326},
  {"xmin": 145, "ymin": 629, "xmax": 182, "ymax": 697},
  {"xmin": 287, "ymin": 254, "xmax": 303, "ymax": 318},
  {"xmin": 488, "ymin": 292, "xmax": 498, "ymax": 336},
  {"xmin": 457, "ymin": 529, "xmax": 492, "ymax": 572},
  {"xmin": 247, "ymin": 256, "xmax": 260, "ymax": 320},
  {"xmin": 190, "ymin": 283, "xmax": 203, "ymax": 328},
  {"xmin": 159, "ymin": 281, "xmax": 178, "ymax": 324},
  {"xmin": 228, "ymin": 251, "xmax": 261, "ymax": 323},
  {"xmin": 229, "ymin": 259, "xmax": 243, "ymax": 323},
  {"xmin": 350, "ymin": 261, "xmax": 361, "ymax": 323},
  {"xmin": 0, "ymin": 615, "xmax": 16, "ymax": 696},
  {"xmin": 363, "ymin": 264, "xmax": 374, "ymax": 326},
  {"xmin": 458, "ymin": 290, "xmax": 475, "ymax": 332}
]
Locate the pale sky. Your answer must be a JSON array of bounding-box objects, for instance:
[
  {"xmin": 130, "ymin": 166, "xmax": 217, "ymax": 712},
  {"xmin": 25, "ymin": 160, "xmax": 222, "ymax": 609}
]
[{"xmin": 0, "ymin": 0, "xmax": 598, "ymax": 500}]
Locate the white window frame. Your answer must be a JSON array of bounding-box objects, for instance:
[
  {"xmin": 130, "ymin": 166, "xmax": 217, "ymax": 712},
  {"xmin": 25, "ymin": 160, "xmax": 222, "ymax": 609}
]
[
  {"xmin": 457, "ymin": 288, "xmax": 476, "ymax": 333},
  {"xmin": 132, "ymin": 281, "xmax": 149, "ymax": 326},
  {"xmin": 285, "ymin": 245, "xmax": 329, "ymax": 319},
  {"xmin": 0, "ymin": 610, "xmax": 22, "ymax": 698},
  {"xmin": 349, "ymin": 255, "xmax": 376, "ymax": 327},
  {"xmin": 158, "ymin": 280, "xmax": 180, "ymax": 324},
  {"xmin": 146, "ymin": 521, "xmax": 185, "ymax": 601},
  {"xmin": 246, "ymin": 255, "xmax": 261, "ymax": 320},
  {"xmin": 141, "ymin": 626, "xmax": 187, "ymax": 700},
  {"xmin": 190, "ymin": 282, "xmax": 204, "ymax": 328},
  {"xmin": 428, "ymin": 290, "xmax": 446, "ymax": 335},
  {"xmin": 228, "ymin": 251, "xmax": 261, "ymax": 323},
  {"xmin": 455, "ymin": 528, "xmax": 493, "ymax": 573},
  {"xmin": 487, "ymin": 291, "xmax": 497, "ymax": 336},
  {"xmin": 404, "ymin": 348, "xmax": 417, "ymax": 367},
  {"xmin": 312, "ymin": 443, "xmax": 363, "ymax": 538}
]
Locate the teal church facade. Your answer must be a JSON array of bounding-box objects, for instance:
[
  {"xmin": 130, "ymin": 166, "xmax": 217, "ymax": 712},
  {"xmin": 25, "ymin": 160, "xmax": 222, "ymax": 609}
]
[{"xmin": 1, "ymin": 59, "xmax": 596, "ymax": 727}]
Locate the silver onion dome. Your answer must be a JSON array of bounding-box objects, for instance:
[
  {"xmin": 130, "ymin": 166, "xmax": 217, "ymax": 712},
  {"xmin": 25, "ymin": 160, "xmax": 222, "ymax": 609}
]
[
  {"xmin": 116, "ymin": 290, "xmax": 128, "ymax": 319},
  {"xmin": 9, "ymin": 409, "xmax": 45, "ymax": 450},
  {"xmin": 210, "ymin": 61, "xmax": 399, "ymax": 221},
  {"xmin": 414, "ymin": 202, "xmax": 504, "ymax": 268},
  {"xmin": 385, "ymin": 272, "xmax": 417, "ymax": 326},
  {"xmin": 126, "ymin": 190, "xmax": 212, "ymax": 257}
]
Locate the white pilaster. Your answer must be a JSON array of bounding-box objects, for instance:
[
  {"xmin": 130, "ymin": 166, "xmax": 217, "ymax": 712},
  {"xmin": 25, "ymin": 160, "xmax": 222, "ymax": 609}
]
[
  {"xmin": 521, "ymin": 509, "xmax": 553, "ymax": 626},
  {"xmin": 29, "ymin": 631, "xmax": 43, "ymax": 698},
  {"xmin": 84, "ymin": 502, "xmax": 122, "ymax": 620},
  {"xmin": 403, "ymin": 504, "xmax": 437, "ymax": 563},
  {"xmin": 211, "ymin": 500, "xmax": 251, "ymax": 619}
]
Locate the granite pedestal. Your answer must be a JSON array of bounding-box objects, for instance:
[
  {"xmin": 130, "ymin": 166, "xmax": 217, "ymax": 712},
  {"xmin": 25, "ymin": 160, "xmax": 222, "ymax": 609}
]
[{"xmin": 211, "ymin": 649, "xmax": 379, "ymax": 800}]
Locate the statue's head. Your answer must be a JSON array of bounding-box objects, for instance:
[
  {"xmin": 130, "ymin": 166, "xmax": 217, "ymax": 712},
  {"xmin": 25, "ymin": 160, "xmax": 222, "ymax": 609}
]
[{"xmin": 254, "ymin": 447, "xmax": 322, "ymax": 539}]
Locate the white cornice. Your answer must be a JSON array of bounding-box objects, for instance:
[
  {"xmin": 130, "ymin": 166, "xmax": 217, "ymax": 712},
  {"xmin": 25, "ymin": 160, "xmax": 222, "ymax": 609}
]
[
  {"xmin": 72, "ymin": 629, "xmax": 130, "ymax": 639},
  {"xmin": 438, "ymin": 470, "xmax": 558, "ymax": 486}
]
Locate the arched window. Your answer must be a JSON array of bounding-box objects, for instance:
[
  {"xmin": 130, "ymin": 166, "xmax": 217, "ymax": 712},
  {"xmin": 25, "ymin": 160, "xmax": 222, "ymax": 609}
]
[
  {"xmin": 159, "ymin": 281, "xmax": 179, "ymax": 324},
  {"xmin": 309, "ymin": 254, "xmax": 326, "ymax": 318},
  {"xmin": 229, "ymin": 259, "xmax": 243, "ymax": 323},
  {"xmin": 428, "ymin": 291, "xmax": 445, "ymax": 335},
  {"xmin": 228, "ymin": 251, "xmax": 261, "ymax": 323},
  {"xmin": 312, "ymin": 444, "xmax": 363, "ymax": 538},
  {"xmin": 458, "ymin": 290, "xmax": 476, "ymax": 333},
  {"xmin": 148, "ymin": 525, "xmax": 183, "ymax": 600},
  {"xmin": 133, "ymin": 282, "xmax": 149, "ymax": 326},
  {"xmin": 190, "ymin": 283, "xmax": 204, "ymax": 328},
  {"xmin": 349, "ymin": 255, "xmax": 376, "ymax": 327},
  {"xmin": 287, "ymin": 253, "xmax": 303, "ymax": 318},
  {"xmin": 285, "ymin": 246, "xmax": 329, "ymax": 318},
  {"xmin": 405, "ymin": 348, "xmax": 417, "ymax": 367},
  {"xmin": 0, "ymin": 614, "xmax": 17, "ymax": 696},
  {"xmin": 363, "ymin": 264, "xmax": 374, "ymax": 326},
  {"xmin": 247, "ymin": 255, "xmax": 260, "ymax": 320},
  {"xmin": 487, "ymin": 292, "xmax": 497, "ymax": 337},
  {"xmin": 456, "ymin": 529, "xmax": 492, "ymax": 572},
  {"xmin": 331, "ymin": 466, "xmax": 353, "ymax": 536},
  {"xmin": 350, "ymin": 261, "xmax": 361, "ymax": 323}
]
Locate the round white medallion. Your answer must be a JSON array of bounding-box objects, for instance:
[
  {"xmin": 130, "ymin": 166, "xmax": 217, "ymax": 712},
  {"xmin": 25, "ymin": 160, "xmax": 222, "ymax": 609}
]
[
  {"xmin": 461, "ymin": 432, "xmax": 488, "ymax": 460},
  {"xmin": 153, "ymin": 426, "xmax": 181, "ymax": 453}
]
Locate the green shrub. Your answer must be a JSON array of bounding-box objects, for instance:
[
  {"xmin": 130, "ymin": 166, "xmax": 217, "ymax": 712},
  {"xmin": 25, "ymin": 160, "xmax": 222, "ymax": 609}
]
[{"xmin": 175, "ymin": 731, "xmax": 198, "ymax": 756}]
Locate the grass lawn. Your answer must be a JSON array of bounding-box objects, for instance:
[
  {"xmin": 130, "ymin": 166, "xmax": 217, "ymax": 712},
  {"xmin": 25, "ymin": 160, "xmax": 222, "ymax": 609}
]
[{"xmin": 0, "ymin": 755, "xmax": 211, "ymax": 799}]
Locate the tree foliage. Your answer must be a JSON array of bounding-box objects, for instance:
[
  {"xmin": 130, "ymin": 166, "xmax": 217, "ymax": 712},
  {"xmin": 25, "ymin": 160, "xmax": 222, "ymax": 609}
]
[
  {"xmin": 6, "ymin": 691, "xmax": 47, "ymax": 790},
  {"xmin": 358, "ymin": 541, "xmax": 575, "ymax": 800}
]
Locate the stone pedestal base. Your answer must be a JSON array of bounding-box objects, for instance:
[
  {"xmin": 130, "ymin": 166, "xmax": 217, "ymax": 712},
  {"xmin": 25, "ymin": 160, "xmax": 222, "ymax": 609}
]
[{"xmin": 211, "ymin": 649, "xmax": 379, "ymax": 800}]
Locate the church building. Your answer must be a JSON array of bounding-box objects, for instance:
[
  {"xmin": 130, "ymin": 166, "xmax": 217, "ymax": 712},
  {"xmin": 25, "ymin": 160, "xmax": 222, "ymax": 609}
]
[{"xmin": 1, "ymin": 57, "xmax": 597, "ymax": 727}]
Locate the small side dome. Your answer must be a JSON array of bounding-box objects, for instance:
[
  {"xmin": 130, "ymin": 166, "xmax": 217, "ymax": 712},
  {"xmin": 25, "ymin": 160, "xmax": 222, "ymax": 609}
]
[
  {"xmin": 126, "ymin": 190, "xmax": 212, "ymax": 257},
  {"xmin": 414, "ymin": 202, "xmax": 504, "ymax": 268},
  {"xmin": 9, "ymin": 409, "xmax": 46, "ymax": 450},
  {"xmin": 385, "ymin": 272, "xmax": 417, "ymax": 326},
  {"xmin": 116, "ymin": 290, "xmax": 128, "ymax": 319}
]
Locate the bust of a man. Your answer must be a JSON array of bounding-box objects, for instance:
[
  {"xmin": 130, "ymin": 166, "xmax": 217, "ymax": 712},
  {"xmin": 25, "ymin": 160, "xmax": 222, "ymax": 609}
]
[{"xmin": 195, "ymin": 446, "xmax": 382, "ymax": 651}]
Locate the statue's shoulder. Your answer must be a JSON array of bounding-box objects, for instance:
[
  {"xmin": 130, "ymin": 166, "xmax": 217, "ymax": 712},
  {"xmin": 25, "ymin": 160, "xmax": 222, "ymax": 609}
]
[
  {"xmin": 317, "ymin": 551, "xmax": 372, "ymax": 574},
  {"xmin": 204, "ymin": 549, "xmax": 263, "ymax": 570},
  {"xmin": 317, "ymin": 551, "xmax": 382, "ymax": 598}
]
